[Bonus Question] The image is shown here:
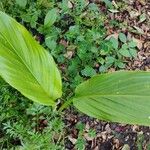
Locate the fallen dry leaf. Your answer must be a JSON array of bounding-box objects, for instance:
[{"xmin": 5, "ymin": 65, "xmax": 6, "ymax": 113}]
[
  {"xmin": 84, "ymin": 133, "xmax": 95, "ymax": 141},
  {"xmin": 138, "ymin": 0, "xmax": 146, "ymax": 5},
  {"xmin": 121, "ymin": 144, "xmax": 130, "ymax": 150},
  {"xmin": 64, "ymin": 51, "xmax": 74, "ymax": 59},
  {"xmin": 132, "ymin": 38, "xmax": 144, "ymax": 50},
  {"xmin": 68, "ymin": 136, "xmax": 77, "ymax": 145},
  {"xmin": 68, "ymin": 1, "xmax": 73, "ymax": 8},
  {"xmin": 105, "ymin": 33, "xmax": 119, "ymax": 40}
]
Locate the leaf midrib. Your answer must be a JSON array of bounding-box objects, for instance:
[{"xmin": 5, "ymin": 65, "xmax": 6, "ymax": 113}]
[{"xmin": 74, "ymin": 94, "xmax": 150, "ymax": 99}]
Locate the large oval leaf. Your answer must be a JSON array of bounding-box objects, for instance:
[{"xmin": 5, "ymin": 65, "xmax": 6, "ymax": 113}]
[
  {"xmin": 73, "ymin": 71, "xmax": 150, "ymax": 126},
  {"xmin": 0, "ymin": 11, "xmax": 62, "ymax": 106}
]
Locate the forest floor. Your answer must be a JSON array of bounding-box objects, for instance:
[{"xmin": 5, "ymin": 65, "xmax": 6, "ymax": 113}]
[
  {"xmin": 64, "ymin": 0, "xmax": 150, "ymax": 150},
  {"xmin": 0, "ymin": 0, "xmax": 150, "ymax": 150}
]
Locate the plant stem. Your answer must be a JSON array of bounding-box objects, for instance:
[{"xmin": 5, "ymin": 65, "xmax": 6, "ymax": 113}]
[{"xmin": 58, "ymin": 98, "xmax": 73, "ymax": 112}]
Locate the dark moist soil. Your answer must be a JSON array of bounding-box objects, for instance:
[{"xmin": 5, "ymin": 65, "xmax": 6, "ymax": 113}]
[
  {"xmin": 63, "ymin": 1, "xmax": 150, "ymax": 150},
  {"xmin": 64, "ymin": 108, "xmax": 150, "ymax": 150}
]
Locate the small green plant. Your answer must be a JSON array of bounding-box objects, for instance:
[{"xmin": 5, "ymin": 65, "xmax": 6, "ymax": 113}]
[
  {"xmin": 75, "ymin": 137, "xmax": 86, "ymax": 150},
  {"xmin": 136, "ymin": 133, "xmax": 144, "ymax": 150},
  {"xmin": 117, "ymin": 33, "xmax": 137, "ymax": 58},
  {"xmin": 100, "ymin": 32, "xmax": 138, "ymax": 72},
  {"xmin": 75, "ymin": 122, "xmax": 86, "ymax": 150},
  {"xmin": 0, "ymin": 94, "xmax": 65, "ymax": 149},
  {"xmin": 88, "ymin": 129, "xmax": 96, "ymax": 138},
  {"xmin": 0, "ymin": 11, "xmax": 150, "ymax": 127},
  {"xmin": 75, "ymin": 122, "xmax": 96, "ymax": 150}
]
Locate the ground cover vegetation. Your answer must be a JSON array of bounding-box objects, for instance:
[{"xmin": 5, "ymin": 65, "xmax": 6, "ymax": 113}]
[{"xmin": 0, "ymin": 0, "xmax": 150, "ymax": 149}]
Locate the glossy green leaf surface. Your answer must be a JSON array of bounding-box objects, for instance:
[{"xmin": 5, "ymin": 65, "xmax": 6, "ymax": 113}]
[
  {"xmin": 119, "ymin": 33, "xmax": 127, "ymax": 43},
  {"xmin": 44, "ymin": 8, "xmax": 58, "ymax": 27},
  {"xmin": 73, "ymin": 71, "xmax": 150, "ymax": 126},
  {"xmin": 0, "ymin": 11, "xmax": 62, "ymax": 106}
]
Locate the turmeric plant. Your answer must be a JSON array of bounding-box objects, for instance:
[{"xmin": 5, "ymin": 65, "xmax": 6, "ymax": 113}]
[{"xmin": 0, "ymin": 11, "xmax": 150, "ymax": 126}]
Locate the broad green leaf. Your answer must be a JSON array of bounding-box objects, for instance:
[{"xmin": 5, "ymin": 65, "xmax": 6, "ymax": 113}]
[
  {"xmin": 99, "ymin": 65, "xmax": 107, "ymax": 73},
  {"xmin": 105, "ymin": 56, "xmax": 115, "ymax": 65},
  {"xmin": 81, "ymin": 66, "xmax": 96, "ymax": 77},
  {"xmin": 129, "ymin": 48, "xmax": 137, "ymax": 58},
  {"xmin": 0, "ymin": 12, "xmax": 62, "ymax": 106},
  {"xmin": 116, "ymin": 61, "xmax": 125, "ymax": 69},
  {"xmin": 122, "ymin": 43, "xmax": 128, "ymax": 49},
  {"xmin": 119, "ymin": 48, "xmax": 131, "ymax": 57},
  {"xmin": 45, "ymin": 36, "xmax": 56, "ymax": 50},
  {"xmin": 44, "ymin": 8, "xmax": 58, "ymax": 27},
  {"xmin": 15, "ymin": 0, "xmax": 27, "ymax": 8},
  {"xmin": 128, "ymin": 41, "xmax": 137, "ymax": 48},
  {"xmin": 110, "ymin": 37, "xmax": 118, "ymax": 50},
  {"xmin": 73, "ymin": 71, "xmax": 150, "ymax": 126},
  {"xmin": 119, "ymin": 33, "xmax": 127, "ymax": 43}
]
